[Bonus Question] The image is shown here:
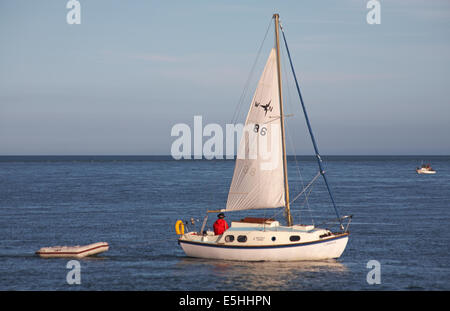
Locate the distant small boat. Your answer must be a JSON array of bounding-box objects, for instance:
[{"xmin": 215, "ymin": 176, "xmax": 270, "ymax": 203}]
[
  {"xmin": 416, "ymin": 164, "xmax": 436, "ymax": 174},
  {"xmin": 36, "ymin": 242, "xmax": 109, "ymax": 258}
]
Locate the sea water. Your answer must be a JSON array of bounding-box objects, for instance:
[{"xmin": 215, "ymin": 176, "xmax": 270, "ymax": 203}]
[{"xmin": 0, "ymin": 156, "xmax": 448, "ymax": 290}]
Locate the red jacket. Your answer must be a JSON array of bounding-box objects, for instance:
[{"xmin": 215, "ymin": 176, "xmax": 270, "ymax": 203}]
[{"xmin": 213, "ymin": 218, "xmax": 229, "ymax": 235}]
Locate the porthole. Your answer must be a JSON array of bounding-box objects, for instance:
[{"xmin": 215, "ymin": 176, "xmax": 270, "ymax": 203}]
[
  {"xmin": 225, "ymin": 235, "xmax": 234, "ymax": 242},
  {"xmin": 290, "ymin": 235, "xmax": 301, "ymax": 242},
  {"xmin": 271, "ymin": 236, "xmax": 276, "ymax": 241},
  {"xmin": 237, "ymin": 235, "xmax": 247, "ymax": 243}
]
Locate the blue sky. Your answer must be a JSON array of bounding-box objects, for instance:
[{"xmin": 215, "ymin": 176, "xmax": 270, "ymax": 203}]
[{"xmin": 0, "ymin": 0, "xmax": 449, "ymax": 155}]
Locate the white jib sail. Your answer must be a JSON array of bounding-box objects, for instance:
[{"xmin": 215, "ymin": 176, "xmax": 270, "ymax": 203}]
[{"xmin": 225, "ymin": 48, "xmax": 285, "ymax": 212}]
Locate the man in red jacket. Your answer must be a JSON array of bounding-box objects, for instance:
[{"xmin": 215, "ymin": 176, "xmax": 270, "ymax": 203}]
[{"xmin": 213, "ymin": 213, "xmax": 229, "ymax": 235}]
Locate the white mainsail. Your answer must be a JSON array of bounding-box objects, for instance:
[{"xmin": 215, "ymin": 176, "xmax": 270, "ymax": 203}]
[{"xmin": 225, "ymin": 48, "xmax": 285, "ymax": 212}]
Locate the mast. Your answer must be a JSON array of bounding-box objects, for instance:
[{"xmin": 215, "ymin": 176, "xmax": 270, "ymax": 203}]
[{"xmin": 273, "ymin": 13, "xmax": 292, "ymax": 226}]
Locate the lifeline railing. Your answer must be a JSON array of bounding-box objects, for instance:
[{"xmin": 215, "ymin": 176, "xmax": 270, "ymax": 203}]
[{"xmin": 316, "ymin": 215, "xmax": 353, "ymax": 233}]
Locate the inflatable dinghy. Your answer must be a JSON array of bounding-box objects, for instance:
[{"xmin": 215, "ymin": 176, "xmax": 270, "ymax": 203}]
[{"xmin": 36, "ymin": 242, "xmax": 109, "ymax": 258}]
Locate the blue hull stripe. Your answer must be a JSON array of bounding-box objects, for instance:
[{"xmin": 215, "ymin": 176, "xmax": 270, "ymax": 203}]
[{"xmin": 179, "ymin": 233, "xmax": 349, "ymax": 250}]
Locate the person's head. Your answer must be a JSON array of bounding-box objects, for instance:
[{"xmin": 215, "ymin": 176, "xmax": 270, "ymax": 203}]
[{"xmin": 218, "ymin": 213, "xmax": 225, "ymax": 219}]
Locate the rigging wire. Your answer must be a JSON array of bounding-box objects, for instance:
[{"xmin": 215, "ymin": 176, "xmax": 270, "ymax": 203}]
[
  {"xmin": 230, "ymin": 17, "xmax": 273, "ymax": 125},
  {"xmin": 290, "ymin": 171, "xmax": 321, "ymax": 204},
  {"xmin": 279, "ymin": 21, "xmax": 343, "ymax": 230},
  {"xmin": 280, "ymin": 28, "xmax": 315, "ymax": 225}
]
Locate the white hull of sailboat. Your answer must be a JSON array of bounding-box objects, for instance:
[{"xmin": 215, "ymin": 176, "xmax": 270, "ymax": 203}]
[{"xmin": 179, "ymin": 233, "xmax": 348, "ymax": 262}]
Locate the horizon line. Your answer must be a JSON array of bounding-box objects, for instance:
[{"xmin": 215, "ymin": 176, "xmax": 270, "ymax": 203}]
[{"xmin": 0, "ymin": 154, "xmax": 449, "ymax": 157}]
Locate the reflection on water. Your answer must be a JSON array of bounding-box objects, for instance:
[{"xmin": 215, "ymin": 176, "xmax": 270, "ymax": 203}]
[{"xmin": 176, "ymin": 258, "xmax": 348, "ymax": 290}]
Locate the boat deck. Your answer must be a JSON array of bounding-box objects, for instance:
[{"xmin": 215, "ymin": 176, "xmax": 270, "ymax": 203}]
[
  {"xmin": 228, "ymin": 218, "xmax": 316, "ymax": 233},
  {"xmin": 227, "ymin": 225, "xmax": 316, "ymax": 233}
]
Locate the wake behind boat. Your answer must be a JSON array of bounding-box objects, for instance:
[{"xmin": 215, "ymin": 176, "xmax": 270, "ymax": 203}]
[{"xmin": 176, "ymin": 14, "xmax": 351, "ymax": 261}]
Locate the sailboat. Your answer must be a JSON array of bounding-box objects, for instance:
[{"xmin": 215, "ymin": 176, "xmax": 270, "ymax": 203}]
[{"xmin": 176, "ymin": 14, "xmax": 352, "ymax": 261}]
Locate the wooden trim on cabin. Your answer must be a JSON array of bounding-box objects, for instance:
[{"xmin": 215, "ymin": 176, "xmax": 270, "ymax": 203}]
[{"xmin": 235, "ymin": 217, "xmax": 275, "ymax": 224}]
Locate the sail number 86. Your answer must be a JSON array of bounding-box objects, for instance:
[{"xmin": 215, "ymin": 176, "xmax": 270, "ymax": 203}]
[{"xmin": 254, "ymin": 124, "xmax": 267, "ymax": 136}]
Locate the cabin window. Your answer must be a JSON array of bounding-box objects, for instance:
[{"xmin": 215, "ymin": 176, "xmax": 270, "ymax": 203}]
[
  {"xmin": 290, "ymin": 235, "xmax": 301, "ymax": 242},
  {"xmin": 225, "ymin": 235, "xmax": 234, "ymax": 242},
  {"xmin": 237, "ymin": 235, "xmax": 247, "ymax": 243},
  {"xmin": 271, "ymin": 236, "xmax": 276, "ymax": 241}
]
